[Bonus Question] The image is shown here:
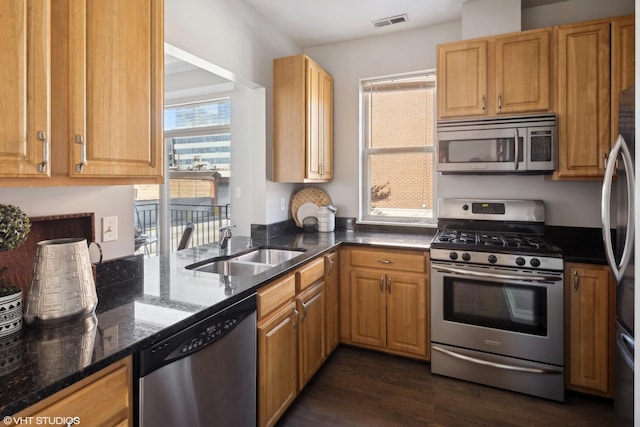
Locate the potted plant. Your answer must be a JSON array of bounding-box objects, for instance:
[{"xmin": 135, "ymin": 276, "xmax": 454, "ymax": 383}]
[{"xmin": 0, "ymin": 204, "xmax": 30, "ymax": 337}]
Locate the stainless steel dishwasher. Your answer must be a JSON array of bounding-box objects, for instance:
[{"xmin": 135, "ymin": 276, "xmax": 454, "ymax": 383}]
[{"xmin": 138, "ymin": 294, "xmax": 257, "ymax": 427}]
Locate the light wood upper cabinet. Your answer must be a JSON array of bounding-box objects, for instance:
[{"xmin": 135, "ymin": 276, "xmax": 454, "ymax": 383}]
[
  {"xmin": 554, "ymin": 21, "xmax": 611, "ymax": 178},
  {"xmin": 495, "ymin": 30, "xmax": 551, "ymax": 115},
  {"xmin": 273, "ymin": 54, "xmax": 333, "ymax": 182},
  {"xmin": 437, "ymin": 40, "xmax": 488, "ymax": 118},
  {"xmin": 565, "ymin": 263, "xmax": 614, "ymax": 397},
  {"xmin": 554, "ymin": 15, "xmax": 634, "ymax": 180},
  {"xmin": 52, "ymin": 0, "xmax": 163, "ymax": 180},
  {"xmin": 0, "ymin": 0, "xmax": 51, "ymax": 178},
  {"xmin": 611, "ymin": 15, "xmax": 635, "ymax": 148},
  {"xmin": 437, "ymin": 29, "xmax": 551, "ymax": 119}
]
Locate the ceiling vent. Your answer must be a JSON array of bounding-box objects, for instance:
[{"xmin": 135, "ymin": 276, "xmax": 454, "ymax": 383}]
[{"xmin": 372, "ymin": 14, "xmax": 408, "ymax": 28}]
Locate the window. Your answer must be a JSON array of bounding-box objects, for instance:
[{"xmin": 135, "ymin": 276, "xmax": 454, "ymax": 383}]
[
  {"xmin": 134, "ymin": 97, "xmax": 232, "ymax": 256},
  {"xmin": 360, "ymin": 72, "xmax": 437, "ymax": 225}
]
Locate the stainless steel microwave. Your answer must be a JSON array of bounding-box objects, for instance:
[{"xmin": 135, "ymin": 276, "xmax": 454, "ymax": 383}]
[{"xmin": 437, "ymin": 114, "xmax": 556, "ymax": 174}]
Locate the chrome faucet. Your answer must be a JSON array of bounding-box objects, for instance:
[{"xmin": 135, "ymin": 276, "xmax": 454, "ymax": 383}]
[{"xmin": 219, "ymin": 225, "xmax": 235, "ymax": 254}]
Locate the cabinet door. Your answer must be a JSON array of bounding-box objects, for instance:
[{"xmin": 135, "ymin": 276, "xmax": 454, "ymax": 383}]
[
  {"xmin": 0, "ymin": 0, "xmax": 50, "ymax": 178},
  {"xmin": 437, "ymin": 41, "xmax": 487, "ymax": 119},
  {"xmin": 325, "ymin": 252, "xmax": 339, "ymax": 353},
  {"xmin": 297, "ymin": 281, "xmax": 326, "ymax": 390},
  {"xmin": 11, "ymin": 356, "xmax": 132, "ymax": 426},
  {"xmin": 306, "ymin": 57, "xmax": 333, "ymax": 181},
  {"xmin": 555, "ymin": 22, "xmax": 611, "ymax": 178},
  {"xmin": 611, "ymin": 15, "xmax": 635, "ymax": 143},
  {"xmin": 258, "ymin": 301, "xmax": 298, "ymax": 427},
  {"xmin": 495, "ymin": 29, "xmax": 551, "ymax": 115},
  {"xmin": 350, "ymin": 269, "xmax": 386, "ymax": 348},
  {"xmin": 566, "ymin": 263, "xmax": 614, "ymax": 396},
  {"xmin": 386, "ymin": 273, "xmax": 427, "ymax": 357},
  {"xmin": 58, "ymin": 0, "xmax": 163, "ymax": 179}
]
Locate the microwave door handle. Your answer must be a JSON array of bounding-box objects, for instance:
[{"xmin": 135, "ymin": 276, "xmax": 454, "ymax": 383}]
[
  {"xmin": 513, "ymin": 128, "xmax": 519, "ymax": 170},
  {"xmin": 601, "ymin": 134, "xmax": 635, "ymax": 283}
]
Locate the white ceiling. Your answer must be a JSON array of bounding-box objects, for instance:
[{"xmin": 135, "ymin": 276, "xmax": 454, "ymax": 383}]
[{"xmin": 243, "ymin": 0, "xmax": 570, "ymax": 48}]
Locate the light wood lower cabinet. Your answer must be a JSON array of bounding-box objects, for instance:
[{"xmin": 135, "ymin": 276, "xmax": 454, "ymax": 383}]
[
  {"xmin": 325, "ymin": 251, "xmax": 339, "ymax": 352},
  {"xmin": 257, "ymin": 254, "xmax": 335, "ymax": 427},
  {"xmin": 10, "ymin": 356, "xmax": 133, "ymax": 426},
  {"xmin": 340, "ymin": 247, "xmax": 429, "ymax": 360},
  {"xmin": 565, "ymin": 262, "xmax": 614, "ymax": 397}
]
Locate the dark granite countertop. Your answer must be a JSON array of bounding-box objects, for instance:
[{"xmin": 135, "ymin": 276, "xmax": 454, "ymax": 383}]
[
  {"xmin": 0, "ymin": 224, "xmax": 608, "ymax": 416},
  {"xmin": 0, "ymin": 229, "xmax": 434, "ymax": 417}
]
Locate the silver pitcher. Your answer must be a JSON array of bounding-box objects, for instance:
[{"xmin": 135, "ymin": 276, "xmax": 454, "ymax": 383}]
[{"xmin": 24, "ymin": 238, "xmax": 98, "ymax": 326}]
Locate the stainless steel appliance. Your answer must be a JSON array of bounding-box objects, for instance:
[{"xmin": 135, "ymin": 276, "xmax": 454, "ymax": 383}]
[
  {"xmin": 138, "ymin": 294, "xmax": 257, "ymax": 427},
  {"xmin": 602, "ymin": 85, "xmax": 635, "ymax": 426},
  {"xmin": 437, "ymin": 114, "xmax": 556, "ymax": 174},
  {"xmin": 430, "ymin": 199, "xmax": 565, "ymax": 401}
]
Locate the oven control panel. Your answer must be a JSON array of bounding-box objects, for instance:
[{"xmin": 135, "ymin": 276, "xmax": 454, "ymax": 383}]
[{"xmin": 431, "ymin": 248, "xmax": 563, "ymax": 271}]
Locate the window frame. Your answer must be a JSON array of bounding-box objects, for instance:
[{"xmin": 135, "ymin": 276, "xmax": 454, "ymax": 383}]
[{"xmin": 358, "ymin": 70, "xmax": 438, "ymax": 226}]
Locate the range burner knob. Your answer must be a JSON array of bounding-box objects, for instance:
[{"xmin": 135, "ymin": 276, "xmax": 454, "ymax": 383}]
[
  {"xmin": 488, "ymin": 255, "xmax": 497, "ymax": 264},
  {"xmin": 515, "ymin": 257, "xmax": 526, "ymax": 266},
  {"xmin": 449, "ymin": 252, "xmax": 458, "ymax": 260},
  {"xmin": 462, "ymin": 252, "xmax": 471, "ymax": 261},
  {"xmin": 530, "ymin": 258, "xmax": 541, "ymax": 267}
]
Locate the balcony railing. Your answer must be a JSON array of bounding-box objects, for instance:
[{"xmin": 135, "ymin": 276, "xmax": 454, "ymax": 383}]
[{"xmin": 135, "ymin": 201, "xmax": 231, "ymax": 256}]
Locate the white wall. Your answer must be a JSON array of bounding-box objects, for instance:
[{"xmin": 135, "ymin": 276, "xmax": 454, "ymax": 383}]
[
  {"xmin": 0, "ymin": 186, "xmax": 134, "ymax": 260},
  {"xmin": 462, "ymin": 0, "xmax": 521, "ymax": 39},
  {"xmin": 306, "ymin": 0, "xmax": 634, "ymax": 228}
]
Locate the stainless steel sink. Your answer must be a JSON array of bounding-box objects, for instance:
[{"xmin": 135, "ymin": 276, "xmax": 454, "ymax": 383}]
[
  {"xmin": 187, "ymin": 247, "xmax": 306, "ymax": 276},
  {"xmin": 234, "ymin": 248, "xmax": 305, "ymax": 264},
  {"xmin": 192, "ymin": 260, "xmax": 274, "ymax": 276}
]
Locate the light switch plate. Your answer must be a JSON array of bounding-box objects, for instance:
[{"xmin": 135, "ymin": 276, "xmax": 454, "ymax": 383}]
[{"xmin": 102, "ymin": 216, "xmax": 118, "ymax": 242}]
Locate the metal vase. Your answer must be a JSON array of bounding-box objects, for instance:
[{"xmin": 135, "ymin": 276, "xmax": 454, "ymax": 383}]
[{"xmin": 24, "ymin": 238, "xmax": 98, "ymax": 326}]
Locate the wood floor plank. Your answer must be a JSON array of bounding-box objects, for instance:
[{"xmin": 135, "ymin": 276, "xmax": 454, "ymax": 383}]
[{"xmin": 277, "ymin": 346, "xmax": 615, "ymax": 427}]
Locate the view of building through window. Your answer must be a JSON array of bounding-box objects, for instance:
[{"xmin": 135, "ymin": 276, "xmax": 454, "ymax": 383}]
[
  {"xmin": 134, "ymin": 98, "xmax": 232, "ymax": 256},
  {"xmin": 361, "ymin": 72, "xmax": 436, "ymax": 224}
]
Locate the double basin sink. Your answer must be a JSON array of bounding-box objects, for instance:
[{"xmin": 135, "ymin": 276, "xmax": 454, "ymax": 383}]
[{"xmin": 186, "ymin": 247, "xmax": 306, "ymax": 276}]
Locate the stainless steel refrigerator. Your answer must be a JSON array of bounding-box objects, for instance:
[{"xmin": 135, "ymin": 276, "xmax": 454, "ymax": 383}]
[{"xmin": 602, "ymin": 85, "xmax": 635, "ymax": 426}]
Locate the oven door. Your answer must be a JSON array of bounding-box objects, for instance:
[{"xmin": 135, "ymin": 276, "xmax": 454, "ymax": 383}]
[{"xmin": 430, "ymin": 261, "xmax": 564, "ymax": 366}]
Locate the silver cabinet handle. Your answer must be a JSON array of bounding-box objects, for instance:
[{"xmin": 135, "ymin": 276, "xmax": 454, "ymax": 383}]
[
  {"xmin": 379, "ymin": 275, "xmax": 384, "ymax": 292},
  {"xmin": 514, "ymin": 128, "xmax": 519, "ymax": 170},
  {"xmin": 481, "ymin": 95, "xmax": 486, "ymax": 112},
  {"xmin": 573, "ymin": 271, "xmax": 579, "ymax": 291},
  {"xmin": 38, "ymin": 130, "xmax": 48, "ymax": 173},
  {"xmin": 293, "ymin": 308, "xmax": 299, "ymax": 329},
  {"xmin": 377, "ymin": 259, "xmax": 395, "ymax": 264},
  {"xmin": 498, "ymin": 94, "xmax": 502, "ymax": 112},
  {"xmin": 386, "ymin": 276, "xmax": 391, "ymax": 293},
  {"xmin": 326, "ymin": 256, "xmax": 334, "ymax": 275},
  {"xmin": 75, "ymin": 134, "xmax": 87, "ymax": 172}
]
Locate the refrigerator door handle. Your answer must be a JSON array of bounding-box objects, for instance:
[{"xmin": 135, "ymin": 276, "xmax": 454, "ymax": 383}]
[
  {"xmin": 616, "ymin": 325, "xmax": 635, "ymax": 371},
  {"xmin": 601, "ymin": 134, "xmax": 635, "ymax": 283}
]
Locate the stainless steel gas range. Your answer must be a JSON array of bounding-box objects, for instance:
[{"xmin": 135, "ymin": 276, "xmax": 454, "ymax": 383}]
[{"xmin": 430, "ymin": 199, "xmax": 565, "ymax": 402}]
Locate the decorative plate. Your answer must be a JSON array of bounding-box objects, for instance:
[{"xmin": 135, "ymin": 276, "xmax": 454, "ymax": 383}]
[
  {"xmin": 290, "ymin": 188, "xmax": 331, "ymax": 227},
  {"xmin": 296, "ymin": 202, "xmax": 320, "ymax": 226}
]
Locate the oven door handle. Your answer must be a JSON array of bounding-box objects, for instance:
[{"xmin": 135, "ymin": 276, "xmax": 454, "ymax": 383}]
[
  {"xmin": 432, "ymin": 346, "xmax": 562, "ymax": 375},
  {"xmin": 432, "ymin": 264, "xmax": 562, "ymax": 283}
]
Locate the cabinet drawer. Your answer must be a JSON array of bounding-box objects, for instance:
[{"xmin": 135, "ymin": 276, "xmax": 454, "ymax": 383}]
[
  {"xmin": 349, "ymin": 249, "xmax": 426, "ymax": 273},
  {"xmin": 258, "ymin": 274, "xmax": 296, "ymax": 320},
  {"xmin": 296, "ymin": 257, "xmax": 325, "ymax": 291}
]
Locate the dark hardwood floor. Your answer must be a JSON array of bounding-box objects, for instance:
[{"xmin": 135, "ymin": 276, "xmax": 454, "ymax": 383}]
[{"xmin": 277, "ymin": 346, "xmax": 615, "ymax": 427}]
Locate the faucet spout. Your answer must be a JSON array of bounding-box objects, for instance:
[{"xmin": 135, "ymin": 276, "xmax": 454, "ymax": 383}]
[{"xmin": 219, "ymin": 224, "xmax": 236, "ymax": 254}]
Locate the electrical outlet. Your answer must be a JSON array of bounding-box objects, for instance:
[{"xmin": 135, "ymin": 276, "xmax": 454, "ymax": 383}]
[
  {"xmin": 102, "ymin": 216, "xmax": 118, "ymax": 242},
  {"xmin": 280, "ymin": 198, "xmax": 286, "ymax": 211}
]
